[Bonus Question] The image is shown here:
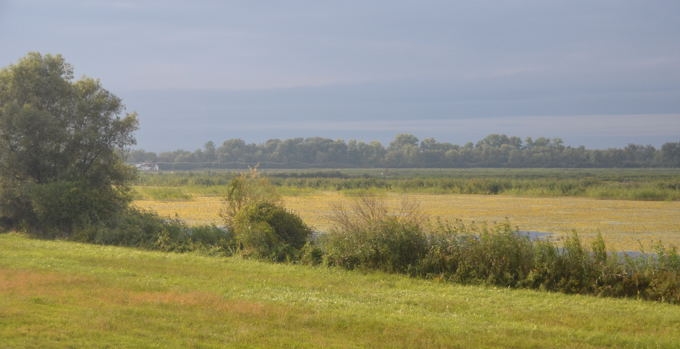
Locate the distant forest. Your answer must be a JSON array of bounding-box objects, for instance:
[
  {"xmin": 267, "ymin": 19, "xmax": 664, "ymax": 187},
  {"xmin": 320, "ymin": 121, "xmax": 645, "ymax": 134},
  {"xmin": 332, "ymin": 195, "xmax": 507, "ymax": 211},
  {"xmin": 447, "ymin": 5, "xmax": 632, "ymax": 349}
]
[{"xmin": 128, "ymin": 134, "xmax": 680, "ymax": 169}]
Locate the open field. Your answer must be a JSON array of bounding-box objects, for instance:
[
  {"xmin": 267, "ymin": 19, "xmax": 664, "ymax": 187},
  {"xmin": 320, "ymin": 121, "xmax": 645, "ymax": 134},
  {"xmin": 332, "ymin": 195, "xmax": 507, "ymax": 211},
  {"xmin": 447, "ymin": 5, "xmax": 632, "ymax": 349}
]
[
  {"xmin": 134, "ymin": 190, "xmax": 680, "ymax": 252},
  {"xmin": 134, "ymin": 168, "xmax": 680, "ymax": 201},
  {"xmin": 2, "ymin": 232, "xmax": 680, "ymax": 348}
]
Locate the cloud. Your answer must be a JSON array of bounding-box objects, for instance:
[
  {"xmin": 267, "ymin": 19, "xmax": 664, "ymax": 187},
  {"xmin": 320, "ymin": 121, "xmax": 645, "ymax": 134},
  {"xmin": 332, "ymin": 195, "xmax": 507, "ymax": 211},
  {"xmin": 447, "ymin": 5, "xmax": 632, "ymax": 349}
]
[{"xmin": 2, "ymin": 0, "xmax": 679, "ymax": 151}]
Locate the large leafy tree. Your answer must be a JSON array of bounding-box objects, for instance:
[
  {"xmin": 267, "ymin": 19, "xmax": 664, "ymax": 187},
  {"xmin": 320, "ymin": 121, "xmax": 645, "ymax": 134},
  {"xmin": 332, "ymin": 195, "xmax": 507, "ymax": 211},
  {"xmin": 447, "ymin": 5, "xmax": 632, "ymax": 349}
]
[{"xmin": 0, "ymin": 52, "xmax": 138, "ymax": 237}]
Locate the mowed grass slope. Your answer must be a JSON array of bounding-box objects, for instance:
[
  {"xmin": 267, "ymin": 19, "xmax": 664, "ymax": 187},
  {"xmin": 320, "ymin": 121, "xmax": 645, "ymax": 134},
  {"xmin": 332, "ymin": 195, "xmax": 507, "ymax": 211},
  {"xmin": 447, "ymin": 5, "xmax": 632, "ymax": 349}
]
[{"xmin": 2, "ymin": 233, "xmax": 680, "ymax": 348}]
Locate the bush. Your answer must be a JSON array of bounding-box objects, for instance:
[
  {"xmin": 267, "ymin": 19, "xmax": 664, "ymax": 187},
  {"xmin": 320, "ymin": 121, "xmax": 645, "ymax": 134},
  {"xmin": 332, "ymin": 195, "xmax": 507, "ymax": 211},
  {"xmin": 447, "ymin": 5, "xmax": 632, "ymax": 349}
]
[
  {"xmin": 70, "ymin": 208, "xmax": 234, "ymax": 256},
  {"xmin": 457, "ymin": 222, "xmax": 534, "ymax": 287},
  {"xmin": 300, "ymin": 240, "xmax": 324, "ymax": 266},
  {"xmin": 324, "ymin": 196, "xmax": 428, "ymax": 273},
  {"xmin": 322, "ymin": 199, "xmax": 680, "ymax": 304},
  {"xmin": 221, "ymin": 168, "xmax": 280, "ymax": 229},
  {"xmin": 415, "ymin": 220, "xmax": 534, "ymax": 287},
  {"xmin": 232, "ymin": 202, "xmax": 312, "ymax": 262},
  {"xmin": 646, "ymin": 243, "xmax": 680, "ymax": 303},
  {"xmin": 23, "ymin": 181, "xmax": 129, "ymax": 238},
  {"xmin": 189, "ymin": 224, "xmax": 232, "ymax": 247}
]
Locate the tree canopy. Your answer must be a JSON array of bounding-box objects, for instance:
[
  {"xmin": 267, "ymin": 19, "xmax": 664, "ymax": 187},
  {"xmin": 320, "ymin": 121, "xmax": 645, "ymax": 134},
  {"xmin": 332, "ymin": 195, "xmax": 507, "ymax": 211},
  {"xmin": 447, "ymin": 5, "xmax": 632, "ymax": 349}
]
[
  {"xmin": 0, "ymin": 52, "xmax": 138, "ymax": 237},
  {"xmin": 130, "ymin": 134, "xmax": 680, "ymax": 170}
]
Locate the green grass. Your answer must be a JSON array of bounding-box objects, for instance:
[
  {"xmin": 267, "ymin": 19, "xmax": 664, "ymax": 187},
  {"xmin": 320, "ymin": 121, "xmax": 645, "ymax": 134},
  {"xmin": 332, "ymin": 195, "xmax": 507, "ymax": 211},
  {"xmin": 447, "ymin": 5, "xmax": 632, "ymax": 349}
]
[
  {"xmin": 132, "ymin": 186, "xmax": 193, "ymax": 201},
  {"xmin": 2, "ymin": 233, "xmax": 680, "ymax": 348},
  {"xmin": 135, "ymin": 168, "xmax": 680, "ymax": 201}
]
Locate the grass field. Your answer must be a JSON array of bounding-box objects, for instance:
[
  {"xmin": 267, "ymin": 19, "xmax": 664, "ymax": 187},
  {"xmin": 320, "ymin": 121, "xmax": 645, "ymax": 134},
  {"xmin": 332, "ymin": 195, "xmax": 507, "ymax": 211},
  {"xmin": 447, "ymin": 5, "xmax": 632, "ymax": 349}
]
[
  {"xmin": 134, "ymin": 168, "xmax": 680, "ymax": 201},
  {"xmin": 133, "ymin": 189, "xmax": 680, "ymax": 252},
  {"xmin": 2, "ymin": 232, "xmax": 680, "ymax": 348}
]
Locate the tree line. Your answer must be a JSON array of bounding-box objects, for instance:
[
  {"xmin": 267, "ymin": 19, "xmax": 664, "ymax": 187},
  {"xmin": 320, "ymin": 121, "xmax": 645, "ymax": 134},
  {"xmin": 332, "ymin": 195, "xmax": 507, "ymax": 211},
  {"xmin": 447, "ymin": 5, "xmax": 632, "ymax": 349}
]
[{"xmin": 129, "ymin": 133, "xmax": 680, "ymax": 169}]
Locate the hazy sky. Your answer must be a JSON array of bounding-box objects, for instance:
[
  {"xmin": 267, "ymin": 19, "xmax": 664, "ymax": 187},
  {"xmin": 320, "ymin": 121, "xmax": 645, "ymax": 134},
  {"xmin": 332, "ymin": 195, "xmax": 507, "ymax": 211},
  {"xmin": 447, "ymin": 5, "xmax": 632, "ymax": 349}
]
[{"xmin": 2, "ymin": 0, "xmax": 679, "ymax": 151}]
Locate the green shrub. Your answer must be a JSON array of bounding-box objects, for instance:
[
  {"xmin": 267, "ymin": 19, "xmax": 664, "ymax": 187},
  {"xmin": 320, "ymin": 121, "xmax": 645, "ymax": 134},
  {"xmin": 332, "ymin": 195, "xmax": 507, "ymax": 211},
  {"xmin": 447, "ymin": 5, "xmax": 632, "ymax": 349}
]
[
  {"xmin": 300, "ymin": 240, "xmax": 324, "ymax": 266},
  {"xmin": 523, "ymin": 239, "xmax": 562, "ymax": 291},
  {"xmin": 232, "ymin": 202, "xmax": 312, "ymax": 262},
  {"xmin": 645, "ymin": 243, "xmax": 680, "ymax": 302},
  {"xmin": 189, "ymin": 224, "xmax": 232, "ymax": 247},
  {"xmin": 472, "ymin": 223, "xmax": 534, "ymax": 286},
  {"xmin": 556, "ymin": 232, "xmax": 593, "ymax": 293},
  {"xmin": 523, "ymin": 233, "xmax": 603, "ymax": 294},
  {"xmin": 15, "ymin": 181, "xmax": 130, "ymax": 239},
  {"xmin": 325, "ymin": 196, "xmax": 428, "ymax": 273},
  {"xmin": 416, "ymin": 233, "xmax": 462, "ymax": 279},
  {"xmin": 80, "ymin": 209, "xmax": 182, "ymax": 249},
  {"xmin": 69, "ymin": 208, "xmax": 234, "ymax": 256},
  {"xmin": 222, "ymin": 168, "xmax": 281, "ymax": 229},
  {"xmin": 318, "ymin": 194, "xmax": 680, "ymax": 303},
  {"xmin": 325, "ymin": 217, "xmax": 427, "ymax": 273},
  {"xmin": 416, "ymin": 220, "xmax": 534, "ymax": 287}
]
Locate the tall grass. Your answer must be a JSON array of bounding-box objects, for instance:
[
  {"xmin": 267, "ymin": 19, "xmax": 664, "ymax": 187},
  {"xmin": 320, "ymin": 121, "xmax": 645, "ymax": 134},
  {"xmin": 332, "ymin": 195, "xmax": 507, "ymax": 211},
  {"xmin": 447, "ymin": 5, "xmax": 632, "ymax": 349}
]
[
  {"xmin": 135, "ymin": 168, "xmax": 680, "ymax": 201},
  {"xmin": 132, "ymin": 186, "xmax": 193, "ymax": 201},
  {"xmin": 319, "ymin": 197, "xmax": 680, "ymax": 303}
]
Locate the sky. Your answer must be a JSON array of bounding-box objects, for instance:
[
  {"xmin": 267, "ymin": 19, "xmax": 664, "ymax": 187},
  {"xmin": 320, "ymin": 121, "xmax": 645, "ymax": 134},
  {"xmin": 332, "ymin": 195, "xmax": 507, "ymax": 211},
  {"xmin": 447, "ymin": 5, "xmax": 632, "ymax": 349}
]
[{"xmin": 1, "ymin": 0, "xmax": 679, "ymax": 151}]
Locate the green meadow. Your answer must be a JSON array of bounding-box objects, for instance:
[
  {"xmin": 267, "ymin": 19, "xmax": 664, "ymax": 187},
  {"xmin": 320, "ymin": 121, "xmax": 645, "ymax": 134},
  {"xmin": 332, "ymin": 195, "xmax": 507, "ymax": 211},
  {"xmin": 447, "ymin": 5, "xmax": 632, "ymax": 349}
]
[{"xmin": 2, "ymin": 233, "xmax": 680, "ymax": 348}]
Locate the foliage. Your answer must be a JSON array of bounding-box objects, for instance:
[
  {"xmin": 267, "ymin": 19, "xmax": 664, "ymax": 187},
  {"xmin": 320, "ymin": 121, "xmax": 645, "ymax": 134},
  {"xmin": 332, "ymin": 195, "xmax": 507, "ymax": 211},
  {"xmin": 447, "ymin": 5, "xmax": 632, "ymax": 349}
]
[
  {"xmin": 134, "ymin": 168, "xmax": 680, "ymax": 202},
  {"xmin": 221, "ymin": 167, "xmax": 280, "ymax": 229},
  {"xmin": 317, "ymin": 196, "xmax": 680, "ymax": 303},
  {"xmin": 130, "ymin": 173, "xmax": 680, "ymax": 253},
  {"xmin": 324, "ymin": 196, "xmax": 428, "ymax": 273},
  {"xmin": 72, "ymin": 207, "xmax": 234, "ymax": 255},
  {"xmin": 129, "ymin": 133, "xmax": 680, "ymax": 169},
  {"xmin": 132, "ymin": 186, "xmax": 193, "ymax": 201},
  {"xmin": 220, "ymin": 168, "xmax": 311, "ymax": 261},
  {"xmin": 299, "ymin": 240, "xmax": 324, "ymax": 266},
  {"xmin": 0, "ymin": 52, "xmax": 138, "ymax": 237},
  {"xmin": 98, "ymin": 169, "xmax": 680, "ymax": 302},
  {"xmin": 231, "ymin": 201, "xmax": 312, "ymax": 262},
  {"xmin": 431, "ymin": 220, "xmax": 535, "ymax": 287}
]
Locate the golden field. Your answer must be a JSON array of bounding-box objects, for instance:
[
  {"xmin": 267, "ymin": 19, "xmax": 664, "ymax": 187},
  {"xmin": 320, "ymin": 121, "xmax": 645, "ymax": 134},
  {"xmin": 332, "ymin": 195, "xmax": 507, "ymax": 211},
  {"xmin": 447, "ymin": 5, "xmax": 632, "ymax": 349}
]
[{"xmin": 133, "ymin": 189, "xmax": 680, "ymax": 251}]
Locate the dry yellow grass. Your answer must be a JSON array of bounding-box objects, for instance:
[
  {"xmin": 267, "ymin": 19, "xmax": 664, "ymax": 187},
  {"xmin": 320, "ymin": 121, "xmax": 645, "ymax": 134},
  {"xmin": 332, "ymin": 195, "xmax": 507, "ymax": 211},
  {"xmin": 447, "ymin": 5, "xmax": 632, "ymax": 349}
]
[
  {"xmin": 133, "ymin": 196, "xmax": 224, "ymax": 226},
  {"xmin": 133, "ymin": 190, "xmax": 680, "ymax": 251}
]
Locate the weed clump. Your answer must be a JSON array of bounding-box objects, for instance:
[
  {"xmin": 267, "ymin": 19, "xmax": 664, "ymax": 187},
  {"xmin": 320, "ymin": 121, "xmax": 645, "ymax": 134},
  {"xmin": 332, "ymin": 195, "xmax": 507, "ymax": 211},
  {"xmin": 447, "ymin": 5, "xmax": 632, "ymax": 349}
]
[
  {"xmin": 324, "ymin": 196, "xmax": 428, "ymax": 273},
  {"xmin": 316, "ymin": 195, "xmax": 680, "ymax": 304}
]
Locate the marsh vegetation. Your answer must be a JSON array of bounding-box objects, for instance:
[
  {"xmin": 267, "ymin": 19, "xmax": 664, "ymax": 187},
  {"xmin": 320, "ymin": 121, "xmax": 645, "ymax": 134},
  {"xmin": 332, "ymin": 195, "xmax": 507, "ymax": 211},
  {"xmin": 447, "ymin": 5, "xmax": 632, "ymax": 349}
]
[{"xmin": 119, "ymin": 168, "xmax": 680, "ymax": 303}]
